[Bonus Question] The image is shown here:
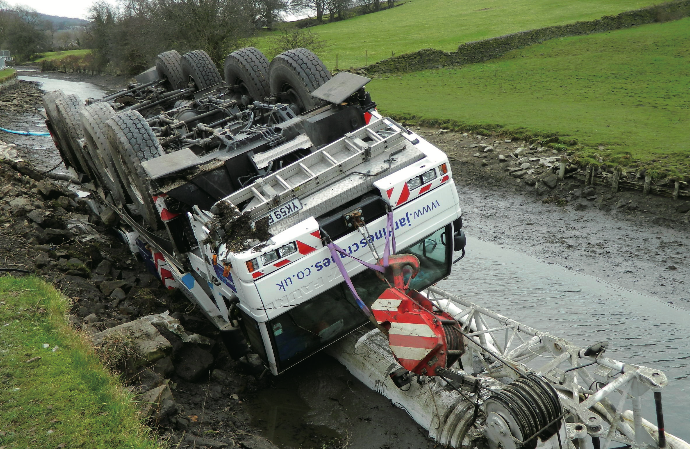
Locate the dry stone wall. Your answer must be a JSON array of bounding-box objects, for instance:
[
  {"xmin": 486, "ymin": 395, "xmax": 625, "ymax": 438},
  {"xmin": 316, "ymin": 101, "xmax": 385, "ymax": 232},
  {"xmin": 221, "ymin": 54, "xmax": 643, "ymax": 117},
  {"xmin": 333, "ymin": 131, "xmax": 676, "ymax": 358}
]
[{"xmin": 365, "ymin": 0, "xmax": 690, "ymax": 74}]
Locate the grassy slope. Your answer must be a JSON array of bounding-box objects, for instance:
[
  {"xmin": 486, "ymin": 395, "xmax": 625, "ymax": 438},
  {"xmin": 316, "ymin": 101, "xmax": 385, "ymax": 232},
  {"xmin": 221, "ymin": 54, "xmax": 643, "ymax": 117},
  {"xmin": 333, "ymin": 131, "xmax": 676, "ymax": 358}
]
[
  {"xmin": 368, "ymin": 18, "xmax": 690, "ymax": 176},
  {"xmin": 258, "ymin": 0, "xmax": 659, "ymax": 69},
  {"xmin": 0, "ymin": 276, "xmax": 160, "ymax": 449},
  {"xmin": 33, "ymin": 49, "xmax": 92, "ymax": 62}
]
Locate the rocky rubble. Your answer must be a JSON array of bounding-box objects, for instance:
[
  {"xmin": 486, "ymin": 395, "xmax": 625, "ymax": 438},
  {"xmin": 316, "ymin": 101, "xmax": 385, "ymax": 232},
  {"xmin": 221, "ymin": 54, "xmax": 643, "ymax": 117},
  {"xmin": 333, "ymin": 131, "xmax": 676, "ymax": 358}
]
[
  {"xmin": 0, "ymin": 80, "xmax": 44, "ymax": 114},
  {"xmin": 0, "ymin": 156, "xmax": 279, "ymax": 448},
  {"xmin": 418, "ymin": 128, "xmax": 690, "ymax": 226}
]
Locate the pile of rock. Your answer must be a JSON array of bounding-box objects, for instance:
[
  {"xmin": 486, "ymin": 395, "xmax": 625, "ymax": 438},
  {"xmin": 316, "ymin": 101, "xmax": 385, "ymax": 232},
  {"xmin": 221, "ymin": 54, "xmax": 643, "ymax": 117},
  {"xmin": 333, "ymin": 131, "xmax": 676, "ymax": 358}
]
[
  {"xmin": 466, "ymin": 136, "xmax": 577, "ymax": 193},
  {"xmin": 0, "ymin": 80, "xmax": 45, "ymax": 114},
  {"xmin": 91, "ymin": 312, "xmax": 274, "ymax": 449}
]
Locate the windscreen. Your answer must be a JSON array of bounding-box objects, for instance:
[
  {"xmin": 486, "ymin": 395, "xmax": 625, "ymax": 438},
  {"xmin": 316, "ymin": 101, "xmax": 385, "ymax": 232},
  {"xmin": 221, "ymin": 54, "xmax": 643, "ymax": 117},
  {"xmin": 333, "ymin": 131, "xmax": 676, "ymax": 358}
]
[{"xmin": 266, "ymin": 224, "xmax": 452, "ymax": 372}]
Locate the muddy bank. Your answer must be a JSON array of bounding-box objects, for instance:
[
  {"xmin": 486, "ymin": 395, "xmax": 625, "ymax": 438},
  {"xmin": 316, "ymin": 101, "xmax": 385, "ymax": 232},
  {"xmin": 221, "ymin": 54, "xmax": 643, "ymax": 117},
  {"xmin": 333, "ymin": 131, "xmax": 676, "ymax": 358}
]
[
  {"xmin": 0, "ymin": 79, "xmax": 439, "ymax": 449},
  {"xmin": 417, "ymin": 127, "xmax": 690, "ymax": 309}
]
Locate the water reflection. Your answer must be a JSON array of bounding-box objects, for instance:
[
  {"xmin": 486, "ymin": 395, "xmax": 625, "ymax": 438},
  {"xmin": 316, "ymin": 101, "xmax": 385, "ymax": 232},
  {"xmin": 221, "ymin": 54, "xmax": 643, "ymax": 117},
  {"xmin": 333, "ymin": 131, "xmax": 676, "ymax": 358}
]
[{"xmin": 18, "ymin": 75, "xmax": 106, "ymax": 101}]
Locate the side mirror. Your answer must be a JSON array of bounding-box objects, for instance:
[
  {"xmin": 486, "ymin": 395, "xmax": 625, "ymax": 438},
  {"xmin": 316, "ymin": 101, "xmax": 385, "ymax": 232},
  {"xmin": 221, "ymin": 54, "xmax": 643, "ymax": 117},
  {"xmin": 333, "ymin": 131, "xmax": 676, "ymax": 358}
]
[{"xmin": 453, "ymin": 229, "xmax": 466, "ymax": 252}]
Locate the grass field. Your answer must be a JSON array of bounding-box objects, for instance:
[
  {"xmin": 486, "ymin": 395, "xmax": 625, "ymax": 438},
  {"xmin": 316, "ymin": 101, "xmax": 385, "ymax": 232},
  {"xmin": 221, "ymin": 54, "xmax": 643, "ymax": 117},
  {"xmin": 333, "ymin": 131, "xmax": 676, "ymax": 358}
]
[
  {"xmin": 257, "ymin": 0, "xmax": 659, "ymax": 69},
  {"xmin": 33, "ymin": 49, "xmax": 92, "ymax": 62},
  {"xmin": 367, "ymin": 18, "xmax": 690, "ymax": 176},
  {"xmin": 0, "ymin": 68, "xmax": 15, "ymax": 82},
  {"xmin": 0, "ymin": 276, "xmax": 161, "ymax": 449}
]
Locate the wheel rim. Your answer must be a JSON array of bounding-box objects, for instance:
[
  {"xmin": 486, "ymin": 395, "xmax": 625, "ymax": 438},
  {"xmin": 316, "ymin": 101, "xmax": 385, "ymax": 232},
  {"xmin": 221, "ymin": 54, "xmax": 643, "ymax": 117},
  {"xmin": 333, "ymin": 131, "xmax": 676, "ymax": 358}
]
[
  {"xmin": 280, "ymin": 84, "xmax": 305, "ymax": 114},
  {"xmin": 229, "ymin": 76, "xmax": 251, "ymax": 102}
]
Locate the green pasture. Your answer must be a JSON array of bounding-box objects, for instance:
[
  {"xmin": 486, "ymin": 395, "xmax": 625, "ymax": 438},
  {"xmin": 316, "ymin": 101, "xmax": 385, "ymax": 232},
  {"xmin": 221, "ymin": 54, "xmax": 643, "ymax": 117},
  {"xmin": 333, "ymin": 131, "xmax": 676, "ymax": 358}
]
[
  {"xmin": 257, "ymin": 0, "xmax": 660, "ymax": 69},
  {"xmin": 0, "ymin": 276, "xmax": 161, "ymax": 449},
  {"xmin": 33, "ymin": 49, "xmax": 92, "ymax": 62},
  {"xmin": 0, "ymin": 68, "xmax": 15, "ymax": 82},
  {"xmin": 367, "ymin": 18, "xmax": 690, "ymax": 177}
]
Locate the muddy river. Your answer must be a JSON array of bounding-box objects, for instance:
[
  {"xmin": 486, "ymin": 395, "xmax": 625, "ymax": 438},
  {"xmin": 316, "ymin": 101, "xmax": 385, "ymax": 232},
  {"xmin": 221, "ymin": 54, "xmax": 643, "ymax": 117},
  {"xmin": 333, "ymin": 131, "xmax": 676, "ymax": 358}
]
[
  {"xmin": 13, "ymin": 75, "xmax": 689, "ymax": 447},
  {"xmin": 18, "ymin": 73, "xmax": 107, "ymax": 101}
]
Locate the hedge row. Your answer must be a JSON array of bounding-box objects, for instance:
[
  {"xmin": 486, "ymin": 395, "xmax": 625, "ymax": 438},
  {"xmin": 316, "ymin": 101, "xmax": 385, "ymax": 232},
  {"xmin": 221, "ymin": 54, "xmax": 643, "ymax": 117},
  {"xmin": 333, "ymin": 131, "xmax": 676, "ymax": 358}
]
[
  {"xmin": 364, "ymin": 0, "xmax": 690, "ymax": 74},
  {"xmin": 41, "ymin": 53, "xmax": 100, "ymax": 75}
]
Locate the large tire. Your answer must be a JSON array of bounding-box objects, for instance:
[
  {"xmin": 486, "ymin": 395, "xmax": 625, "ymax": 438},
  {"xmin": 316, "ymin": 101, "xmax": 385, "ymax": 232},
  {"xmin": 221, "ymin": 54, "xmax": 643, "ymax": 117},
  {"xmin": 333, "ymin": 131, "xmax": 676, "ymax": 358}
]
[
  {"xmin": 269, "ymin": 48, "xmax": 331, "ymax": 114},
  {"xmin": 106, "ymin": 110, "xmax": 165, "ymax": 230},
  {"xmin": 181, "ymin": 50, "xmax": 223, "ymax": 91},
  {"xmin": 156, "ymin": 50, "xmax": 186, "ymax": 90},
  {"xmin": 44, "ymin": 90, "xmax": 81, "ymax": 171},
  {"xmin": 55, "ymin": 93, "xmax": 96, "ymax": 180},
  {"xmin": 80, "ymin": 102, "xmax": 129, "ymax": 206},
  {"xmin": 224, "ymin": 47, "xmax": 270, "ymax": 103}
]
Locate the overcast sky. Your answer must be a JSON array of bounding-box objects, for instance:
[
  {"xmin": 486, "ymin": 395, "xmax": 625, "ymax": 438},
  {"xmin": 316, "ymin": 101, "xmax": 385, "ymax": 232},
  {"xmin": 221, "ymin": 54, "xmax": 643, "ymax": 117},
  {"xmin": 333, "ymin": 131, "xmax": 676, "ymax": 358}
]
[
  {"xmin": 8, "ymin": 0, "xmax": 104, "ymax": 20},
  {"xmin": 7, "ymin": 0, "xmax": 305, "ymax": 22}
]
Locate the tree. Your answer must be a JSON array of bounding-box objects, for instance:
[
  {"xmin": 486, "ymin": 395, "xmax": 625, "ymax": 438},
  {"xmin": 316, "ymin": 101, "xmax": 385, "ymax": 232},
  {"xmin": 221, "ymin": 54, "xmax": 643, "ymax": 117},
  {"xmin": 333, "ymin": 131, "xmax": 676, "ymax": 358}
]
[
  {"xmin": 254, "ymin": 0, "xmax": 289, "ymax": 29},
  {"xmin": 3, "ymin": 7, "xmax": 50, "ymax": 61},
  {"xmin": 0, "ymin": 2, "xmax": 9, "ymax": 46},
  {"xmin": 292, "ymin": 0, "xmax": 326, "ymax": 22},
  {"xmin": 84, "ymin": 0, "xmax": 265, "ymax": 75},
  {"xmin": 267, "ymin": 28, "xmax": 325, "ymax": 58},
  {"xmin": 154, "ymin": 0, "xmax": 258, "ymax": 66},
  {"xmin": 326, "ymin": 0, "xmax": 350, "ymax": 22},
  {"xmin": 85, "ymin": 1, "xmax": 117, "ymax": 72},
  {"xmin": 43, "ymin": 19, "xmax": 55, "ymax": 49}
]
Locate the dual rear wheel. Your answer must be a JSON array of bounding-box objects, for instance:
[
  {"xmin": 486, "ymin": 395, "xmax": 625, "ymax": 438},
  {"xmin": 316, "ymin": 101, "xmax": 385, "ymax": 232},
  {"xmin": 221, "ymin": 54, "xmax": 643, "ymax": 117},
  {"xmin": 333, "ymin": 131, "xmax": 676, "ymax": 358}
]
[
  {"xmin": 47, "ymin": 47, "xmax": 333, "ymax": 230},
  {"xmin": 224, "ymin": 47, "xmax": 331, "ymax": 113}
]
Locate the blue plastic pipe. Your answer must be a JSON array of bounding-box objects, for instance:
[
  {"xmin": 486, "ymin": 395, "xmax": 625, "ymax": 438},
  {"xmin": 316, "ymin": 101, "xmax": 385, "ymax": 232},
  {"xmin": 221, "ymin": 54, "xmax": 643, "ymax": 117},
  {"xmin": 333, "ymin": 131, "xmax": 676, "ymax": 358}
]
[{"xmin": 0, "ymin": 126, "xmax": 50, "ymax": 136}]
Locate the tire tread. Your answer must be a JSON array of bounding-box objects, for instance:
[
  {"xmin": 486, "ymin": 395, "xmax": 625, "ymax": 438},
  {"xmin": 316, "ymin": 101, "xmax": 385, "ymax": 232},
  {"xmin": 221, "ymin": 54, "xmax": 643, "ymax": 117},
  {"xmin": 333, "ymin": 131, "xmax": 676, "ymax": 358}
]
[
  {"xmin": 81, "ymin": 102, "xmax": 128, "ymax": 204},
  {"xmin": 181, "ymin": 50, "xmax": 223, "ymax": 91},
  {"xmin": 156, "ymin": 50, "xmax": 185, "ymax": 90},
  {"xmin": 106, "ymin": 110, "xmax": 164, "ymax": 229},
  {"xmin": 224, "ymin": 47, "xmax": 270, "ymax": 100}
]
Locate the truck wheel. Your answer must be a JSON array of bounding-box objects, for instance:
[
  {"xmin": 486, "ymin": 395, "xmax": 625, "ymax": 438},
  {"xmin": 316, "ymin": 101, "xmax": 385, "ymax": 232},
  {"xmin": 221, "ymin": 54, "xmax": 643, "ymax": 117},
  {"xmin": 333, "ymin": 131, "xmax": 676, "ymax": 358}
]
[
  {"xmin": 55, "ymin": 93, "xmax": 96, "ymax": 180},
  {"xmin": 106, "ymin": 110, "xmax": 165, "ymax": 230},
  {"xmin": 224, "ymin": 47, "xmax": 270, "ymax": 103},
  {"xmin": 269, "ymin": 48, "xmax": 331, "ymax": 114},
  {"xmin": 181, "ymin": 50, "xmax": 223, "ymax": 91},
  {"xmin": 156, "ymin": 50, "xmax": 186, "ymax": 90},
  {"xmin": 81, "ymin": 102, "xmax": 129, "ymax": 206},
  {"xmin": 44, "ymin": 91, "xmax": 81, "ymax": 171}
]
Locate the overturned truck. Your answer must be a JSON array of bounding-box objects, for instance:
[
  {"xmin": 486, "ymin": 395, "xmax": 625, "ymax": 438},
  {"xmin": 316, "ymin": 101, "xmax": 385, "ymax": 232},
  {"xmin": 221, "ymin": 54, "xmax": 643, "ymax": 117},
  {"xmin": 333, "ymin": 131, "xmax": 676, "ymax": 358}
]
[{"xmin": 43, "ymin": 47, "xmax": 688, "ymax": 449}]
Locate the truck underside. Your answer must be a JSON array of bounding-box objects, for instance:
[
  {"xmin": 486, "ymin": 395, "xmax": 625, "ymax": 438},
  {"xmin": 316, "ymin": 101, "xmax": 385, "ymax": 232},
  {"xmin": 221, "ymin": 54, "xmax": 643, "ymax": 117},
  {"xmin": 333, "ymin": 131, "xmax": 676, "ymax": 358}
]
[{"xmin": 42, "ymin": 47, "xmax": 688, "ymax": 449}]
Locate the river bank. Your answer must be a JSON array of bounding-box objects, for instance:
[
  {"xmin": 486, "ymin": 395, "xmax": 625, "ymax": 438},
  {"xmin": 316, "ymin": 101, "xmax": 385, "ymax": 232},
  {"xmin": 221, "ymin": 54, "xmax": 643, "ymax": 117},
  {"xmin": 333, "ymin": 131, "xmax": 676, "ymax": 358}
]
[
  {"xmin": 416, "ymin": 127, "xmax": 690, "ymax": 309},
  {"xmin": 0, "ymin": 74, "xmax": 688, "ymax": 447},
  {"xmin": 0, "ymin": 76, "xmax": 440, "ymax": 449}
]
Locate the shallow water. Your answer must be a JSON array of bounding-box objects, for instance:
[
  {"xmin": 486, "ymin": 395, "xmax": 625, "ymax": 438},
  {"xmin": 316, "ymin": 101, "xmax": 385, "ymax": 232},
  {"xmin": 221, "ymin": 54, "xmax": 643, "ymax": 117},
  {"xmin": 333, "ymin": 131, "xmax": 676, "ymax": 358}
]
[
  {"xmin": 247, "ymin": 236, "xmax": 689, "ymax": 447},
  {"xmin": 18, "ymin": 75, "xmax": 106, "ymax": 102}
]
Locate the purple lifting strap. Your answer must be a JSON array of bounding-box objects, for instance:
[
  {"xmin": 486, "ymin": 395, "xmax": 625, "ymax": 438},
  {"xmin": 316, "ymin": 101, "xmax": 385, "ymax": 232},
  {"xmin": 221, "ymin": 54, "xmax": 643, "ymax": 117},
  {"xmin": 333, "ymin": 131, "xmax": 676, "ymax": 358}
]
[
  {"xmin": 325, "ymin": 211, "xmax": 397, "ymax": 318},
  {"xmin": 382, "ymin": 210, "xmax": 397, "ymax": 267}
]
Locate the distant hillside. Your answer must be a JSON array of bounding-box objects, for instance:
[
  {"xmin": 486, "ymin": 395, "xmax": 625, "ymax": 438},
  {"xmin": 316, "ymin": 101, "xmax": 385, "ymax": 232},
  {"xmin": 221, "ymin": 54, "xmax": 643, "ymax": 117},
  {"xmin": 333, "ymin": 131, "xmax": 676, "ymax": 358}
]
[{"xmin": 36, "ymin": 13, "xmax": 89, "ymax": 30}]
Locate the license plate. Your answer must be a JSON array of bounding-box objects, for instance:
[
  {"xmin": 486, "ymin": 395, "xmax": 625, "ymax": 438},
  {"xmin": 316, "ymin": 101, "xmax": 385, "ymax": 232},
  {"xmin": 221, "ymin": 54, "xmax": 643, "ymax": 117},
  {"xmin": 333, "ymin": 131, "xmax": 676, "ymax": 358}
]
[{"xmin": 263, "ymin": 198, "xmax": 302, "ymax": 226}]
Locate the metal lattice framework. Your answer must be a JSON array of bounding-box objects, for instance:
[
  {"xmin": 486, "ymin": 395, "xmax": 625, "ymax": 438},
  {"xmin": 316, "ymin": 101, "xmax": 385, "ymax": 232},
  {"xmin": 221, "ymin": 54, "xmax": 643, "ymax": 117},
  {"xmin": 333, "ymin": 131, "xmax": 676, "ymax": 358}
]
[{"xmin": 426, "ymin": 286, "xmax": 687, "ymax": 449}]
